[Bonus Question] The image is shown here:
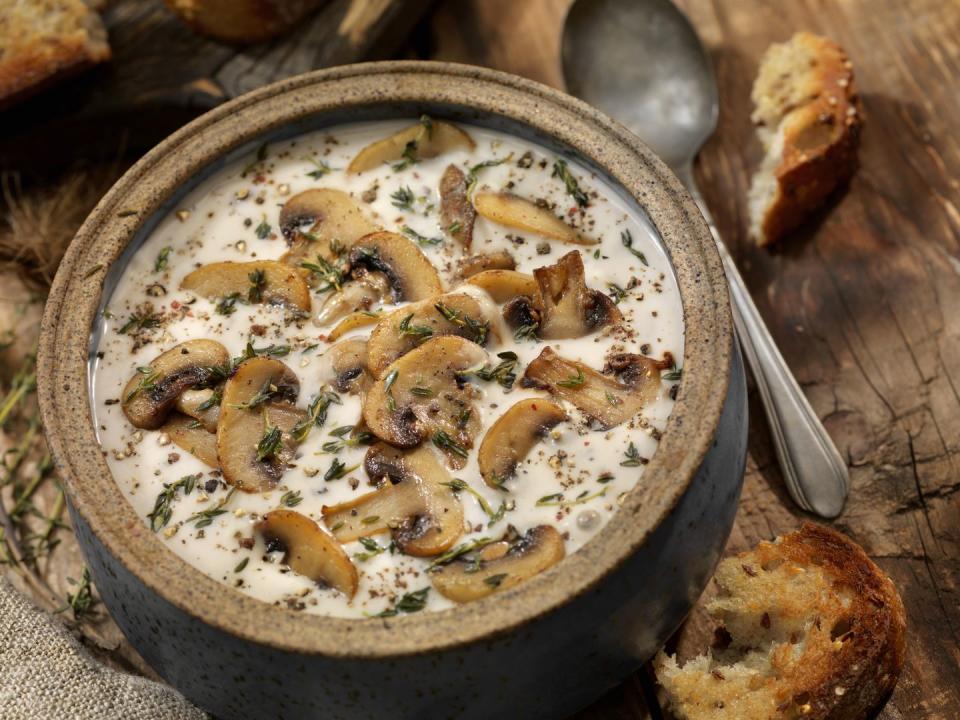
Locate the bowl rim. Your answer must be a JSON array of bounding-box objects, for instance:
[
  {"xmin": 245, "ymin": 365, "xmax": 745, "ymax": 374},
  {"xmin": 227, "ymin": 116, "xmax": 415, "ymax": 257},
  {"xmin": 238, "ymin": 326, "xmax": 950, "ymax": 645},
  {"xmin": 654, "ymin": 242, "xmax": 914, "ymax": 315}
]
[{"xmin": 38, "ymin": 60, "xmax": 732, "ymax": 658}]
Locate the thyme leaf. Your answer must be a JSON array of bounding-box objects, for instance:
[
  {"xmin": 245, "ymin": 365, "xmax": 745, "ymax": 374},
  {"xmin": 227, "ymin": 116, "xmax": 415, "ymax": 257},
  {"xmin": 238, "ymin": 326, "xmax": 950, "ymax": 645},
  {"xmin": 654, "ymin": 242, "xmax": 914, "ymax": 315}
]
[{"xmin": 552, "ymin": 158, "xmax": 589, "ymax": 207}]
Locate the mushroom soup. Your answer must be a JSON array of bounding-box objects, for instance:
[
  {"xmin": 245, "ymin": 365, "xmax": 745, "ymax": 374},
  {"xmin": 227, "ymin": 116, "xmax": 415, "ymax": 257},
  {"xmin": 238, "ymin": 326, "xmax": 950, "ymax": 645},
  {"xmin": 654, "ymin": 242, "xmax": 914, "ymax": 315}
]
[{"xmin": 91, "ymin": 118, "xmax": 684, "ymax": 618}]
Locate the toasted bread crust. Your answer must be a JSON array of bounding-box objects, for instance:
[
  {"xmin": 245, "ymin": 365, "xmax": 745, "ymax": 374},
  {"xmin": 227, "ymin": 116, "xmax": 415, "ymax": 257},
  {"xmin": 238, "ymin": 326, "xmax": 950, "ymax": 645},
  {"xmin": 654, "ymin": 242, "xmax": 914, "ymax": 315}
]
[
  {"xmin": 0, "ymin": 0, "xmax": 111, "ymax": 109},
  {"xmin": 656, "ymin": 523, "xmax": 906, "ymax": 720},
  {"xmin": 749, "ymin": 33, "xmax": 863, "ymax": 246},
  {"xmin": 164, "ymin": 0, "xmax": 325, "ymax": 44}
]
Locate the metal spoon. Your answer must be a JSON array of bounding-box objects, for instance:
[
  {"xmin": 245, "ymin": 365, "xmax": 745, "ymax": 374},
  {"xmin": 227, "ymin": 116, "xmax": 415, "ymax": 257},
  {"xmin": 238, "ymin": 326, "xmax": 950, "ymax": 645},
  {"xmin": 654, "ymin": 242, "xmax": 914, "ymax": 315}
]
[{"xmin": 562, "ymin": 0, "xmax": 849, "ymax": 518}]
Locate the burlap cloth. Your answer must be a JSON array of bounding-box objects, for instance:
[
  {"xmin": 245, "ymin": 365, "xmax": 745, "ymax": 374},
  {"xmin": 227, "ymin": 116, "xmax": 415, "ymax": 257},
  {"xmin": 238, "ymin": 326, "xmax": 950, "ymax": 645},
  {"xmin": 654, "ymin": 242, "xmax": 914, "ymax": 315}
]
[{"xmin": 0, "ymin": 578, "xmax": 206, "ymax": 720}]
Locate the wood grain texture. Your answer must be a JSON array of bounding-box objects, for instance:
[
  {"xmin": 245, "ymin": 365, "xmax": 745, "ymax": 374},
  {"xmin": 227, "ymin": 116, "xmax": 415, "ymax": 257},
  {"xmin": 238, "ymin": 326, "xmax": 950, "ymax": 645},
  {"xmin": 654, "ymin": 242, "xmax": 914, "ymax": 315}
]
[{"xmin": 420, "ymin": 0, "xmax": 960, "ymax": 717}]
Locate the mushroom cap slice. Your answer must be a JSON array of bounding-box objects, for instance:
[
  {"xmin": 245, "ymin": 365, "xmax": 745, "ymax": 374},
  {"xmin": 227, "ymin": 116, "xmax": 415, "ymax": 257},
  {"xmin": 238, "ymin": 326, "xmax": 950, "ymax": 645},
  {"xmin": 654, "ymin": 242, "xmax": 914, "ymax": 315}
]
[
  {"xmin": 217, "ymin": 357, "xmax": 301, "ymax": 492},
  {"xmin": 477, "ymin": 398, "xmax": 567, "ymax": 489},
  {"xmin": 174, "ymin": 388, "xmax": 220, "ymax": 432},
  {"xmin": 318, "ymin": 338, "xmax": 371, "ymax": 395},
  {"xmin": 365, "ymin": 293, "xmax": 489, "ymax": 378},
  {"xmin": 455, "ymin": 250, "xmax": 516, "ymax": 280},
  {"xmin": 534, "ymin": 250, "xmax": 622, "ymax": 339},
  {"xmin": 279, "ymin": 189, "xmax": 379, "ymax": 275},
  {"xmin": 313, "ymin": 268, "xmax": 391, "ymax": 326},
  {"xmin": 326, "ymin": 310, "xmax": 382, "ymax": 342},
  {"xmin": 362, "ymin": 336, "xmax": 486, "ymax": 462},
  {"xmin": 348, "ymin": 120, "xmax": 476, "ymax": 174},
  {"xmin": 322, "ymin": 444, "xmax": 464, "ymax": 557},
  {"xmin": 473, "ymin": 191, "xmax": 597, "ymax": 245},
  {"xmin": 257, "ymin": 509, "xmax": 358, "ymax": 598},
  {"xmin": 161, "ymin": 412, "xmax": 219, "ymax": 468},
  {"xmin": 430, "ymin": 525, "xmax": 565, "ymax": 602},
  {"xmin": 522, "ymin": 347, "xmax": 666, "ymax": 429},
  {"xmin": 347, "ymin": 231, "xmax": 443, "ymax": 302},
  {"xmin": 465, "ymin": 269, "xmax": 540, "ymax": 304},
  {"xmin": 440, "ymin": 164, "xmax": 476, "ymax": 249},
  {"xmin": 122, "ymin": 340, "xmax": 229, "ymax": 430},
  {"xmin": 181, "ymin": 260, "xmax": 311, "ymax": 312}
]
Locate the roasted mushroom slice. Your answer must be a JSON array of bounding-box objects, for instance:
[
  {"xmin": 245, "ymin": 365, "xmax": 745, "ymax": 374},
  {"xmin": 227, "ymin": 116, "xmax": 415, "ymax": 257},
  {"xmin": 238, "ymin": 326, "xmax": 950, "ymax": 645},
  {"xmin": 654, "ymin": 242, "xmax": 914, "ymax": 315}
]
[
  {"xmin": 473, "ymin": 191, "xmax": 597, "ymax": 245},
  {"xmin": 217, "ymin": 357, "xmax": 301, "ymax": 492},
  {"xmin": 181, "ymin": 260, "xmax": 311, "ymax": 312},
  {"xmin": 346, "ymin": 231, "xmax": 443, "ymax": 302},
  {"xmin": 348, "ymin": 119, "xmax": 476, "ymax": 174},
  {"xmin": 278, "ymin": 187, "xmax": 377, "ymax": 243},
  {"xmin": 257, "ymin": 509, "xmax": 358, "ymax": 598},
  {"xmin": 174, "ymin": 388, "xmax": 221, "ymax": 432},
  {"xmin": 326, "ymin": 310, "xmax": 382, "ymax": 342},
  {"xmin": 161, "ymin": 413, "xmax": 219, "ymax": 468},
  {"xmin": 478, "ymin": 399, "xmax": 566, "ymax": 489},
  {"xmin": 465, "ymin": 269, "xmax": 539, "ymax": 304},
  {"xmin": 318, "ymin": 338, "xmax": 371, "ymax": 395},
  {"xmin": 365, "ymin": 293, "xmax": 489, "ymax": 378},
  {"xmin": 122, "ymin": 340, "xmax": 229, "ymax": 430},
  {"xmin": 440, "ymin": 164, "xmax": 476, "ymax": 249},
  {"xmin": 313, "ymin": 268, "xmax": 391, "ymax": 327},
  {"xmin": 534, "ymin": 251, "xmax": 621, "ymax": 339},
  {"xmin": 363, "ymin": 336, "xmax": 486, "ymax": 464},
  {"xmin": 430, "ymin": 525, "xmax": 565, "ymax": 602},
  {"xmin": 322, "ymin": 444, "xmax": 464, "ymax": 557},
  {"xmin": 455, "ymin": 250, "xmax": 516, "ymax": 280},
  {"xmin": 522, "ymin": 347, "xmax": 668, "ymax": 429}
]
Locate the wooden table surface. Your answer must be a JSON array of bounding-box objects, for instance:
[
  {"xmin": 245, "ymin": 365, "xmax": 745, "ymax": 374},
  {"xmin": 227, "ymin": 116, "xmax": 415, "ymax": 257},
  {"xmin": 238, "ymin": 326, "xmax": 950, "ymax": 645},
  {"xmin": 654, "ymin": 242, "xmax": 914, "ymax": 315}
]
[
  {"xmin": 3, "ymin": 1, "xmax": 958, "ymax": 718},
  {"xmin": 414, "ymin": 0, "xmax": 960, "ymax": 717}
]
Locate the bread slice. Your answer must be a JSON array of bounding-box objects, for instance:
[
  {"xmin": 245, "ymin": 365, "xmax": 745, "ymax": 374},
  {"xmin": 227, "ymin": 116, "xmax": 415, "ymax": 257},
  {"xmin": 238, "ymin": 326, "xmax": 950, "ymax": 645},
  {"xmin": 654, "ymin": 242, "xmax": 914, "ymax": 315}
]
[
  {"xmin": 747, "ymin": 32, "xmax": 863, "ymax": 246},
  {"xmin": 164, "ymin": 0, "xmax": 326, "ymax": 44},
  {"xmin": 0, "ymin": 0, "xmax": 111, "ymax": 109},
  {"xmin": 656, "ymin": 523, "xmax": 906, "ymax": 720}
]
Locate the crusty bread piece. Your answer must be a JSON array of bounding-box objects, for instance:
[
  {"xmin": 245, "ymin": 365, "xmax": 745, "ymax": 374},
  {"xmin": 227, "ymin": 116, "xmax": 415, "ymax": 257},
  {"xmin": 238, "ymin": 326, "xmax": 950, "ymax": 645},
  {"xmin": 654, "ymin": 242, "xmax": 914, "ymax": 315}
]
[
  {"xmin": 656, "ymin": 523, "xmax": 906, "ymax": 720},
  {"xmin": 747, "ymin": 32, "xmax": 863, "ymax": 246},
  {"xmin": 164, "ymin": 0, "xmax": 326, "ymax": 44},
  {"xmin": 0, "ymin": 0, "xmax": 111, "ymax": 109}
]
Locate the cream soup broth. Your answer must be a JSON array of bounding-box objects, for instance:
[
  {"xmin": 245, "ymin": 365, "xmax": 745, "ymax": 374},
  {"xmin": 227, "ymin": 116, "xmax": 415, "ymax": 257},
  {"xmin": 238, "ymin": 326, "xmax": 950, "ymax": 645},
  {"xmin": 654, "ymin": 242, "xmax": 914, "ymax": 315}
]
[{"xmin": 91, "ymin": 119, "xmax": 684, "ymax": 617}]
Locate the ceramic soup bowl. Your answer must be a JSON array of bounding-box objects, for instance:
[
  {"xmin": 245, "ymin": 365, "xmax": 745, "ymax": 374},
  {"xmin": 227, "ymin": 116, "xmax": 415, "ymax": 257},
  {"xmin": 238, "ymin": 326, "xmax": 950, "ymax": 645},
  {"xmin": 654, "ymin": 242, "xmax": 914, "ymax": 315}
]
[{"xmin": 38, "ymin": 62, "xmax": 746, "ymax": 720}]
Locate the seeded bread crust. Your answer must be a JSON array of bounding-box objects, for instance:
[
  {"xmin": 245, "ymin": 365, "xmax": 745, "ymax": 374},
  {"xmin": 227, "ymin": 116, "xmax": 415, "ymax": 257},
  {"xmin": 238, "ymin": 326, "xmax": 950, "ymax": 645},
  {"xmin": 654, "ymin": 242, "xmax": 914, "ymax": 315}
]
[
  {"xmin": 656, "ymin": 523, "xmax": 906, "ymax": 720},
  {"xmin": 747, "ymin": 32, "xmax": 863, "ymax": 246},
  {"xmin": 164, "ymin": 0, "xmax": 326, "ymax": 44},
  {"xmin": 0, "ymin": 0, "xmax": 111, "ymax": 109}
]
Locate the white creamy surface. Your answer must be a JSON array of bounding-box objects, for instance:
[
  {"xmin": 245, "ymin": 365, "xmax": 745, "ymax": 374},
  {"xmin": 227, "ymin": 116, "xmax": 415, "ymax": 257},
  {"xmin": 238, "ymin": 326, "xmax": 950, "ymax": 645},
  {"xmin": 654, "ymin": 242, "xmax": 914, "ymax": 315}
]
[{"xmin": 91, "ymin": 120, "xmax": 685, "ymax": 617}]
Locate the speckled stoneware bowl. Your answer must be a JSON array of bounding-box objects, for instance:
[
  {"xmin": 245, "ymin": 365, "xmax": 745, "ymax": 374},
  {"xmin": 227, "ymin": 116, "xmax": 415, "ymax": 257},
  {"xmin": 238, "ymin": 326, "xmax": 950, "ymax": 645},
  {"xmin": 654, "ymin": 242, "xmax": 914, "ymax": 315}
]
[{"xmin": 38, "ymin": 62, "xmax": 746, "ymax": 720}]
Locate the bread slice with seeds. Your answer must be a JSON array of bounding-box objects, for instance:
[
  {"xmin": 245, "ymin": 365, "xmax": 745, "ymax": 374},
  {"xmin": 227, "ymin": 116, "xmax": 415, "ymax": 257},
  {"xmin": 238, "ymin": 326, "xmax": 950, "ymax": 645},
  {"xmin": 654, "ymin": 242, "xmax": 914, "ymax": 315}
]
[
  {"xmin": 747, "ymin": 32, "xmax": 863, "ymax": 246},
  {"xmin": 0, "ymin": 0, "xmax": 111, "ymax": 109},
  {"xmin": 655, "ymin": 523, "xmax": 906, "ymax": 719}
]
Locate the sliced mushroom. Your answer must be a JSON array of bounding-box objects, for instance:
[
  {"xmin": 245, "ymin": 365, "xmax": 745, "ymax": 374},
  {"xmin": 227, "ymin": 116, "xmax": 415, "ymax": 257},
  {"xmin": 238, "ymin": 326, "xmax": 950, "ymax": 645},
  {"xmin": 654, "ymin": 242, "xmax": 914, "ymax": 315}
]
[
  {"xmin": 257, "ymin": 509, "xmax": 358, "ymax": 598},
  {"xmin": 181, "ymin": 260, "xmax": 311, "ymax": 312},
  {"xmin": 348, "ymin": 119, "xmax": 476, "ymax": 174},
  {"xmin": 161, "ymin": 413, "xmax": 219, "ymax": 468},
  {"xmin": 122, "ymin": 340, "xmax": 229, "ymax": 430},
  {"xmin": 362, "ymin": 336, "xmax": 486, "ymax": 466},
  {"xmin": 465, "ymin": 269, "xmax": 540, "ymax": 304},
  {"xmin": 478, "ymin": 399, "xmax": 566, "ymax": 488},
  {"xmin": 326, "ymin": 310, "xmax": 382, "ymax": 342},
  {"xmin": 313, "ymin": 268, "xmax": 391, "ymax": 327},
  {"xmin": 430, "ymin": 525, "xmax": 565, "ymax": 602},
  {"xmin": 455, "ymin": 250, "xmax": 516, "ymax": 280},
  {"xmin": 174, "ymin": 388, "xmax": 220, "ymax": 432},
  {"xmin": 365, "ymin": 293, "xmax": 489, "ymax": 378},
  {"xmin": 278, "ymin": 188, "xmax": 378, "ymax": 246},
  {"xmin": 440, "ymin": 164, "xmax": 476, "ymax": 249},
  {"xmin": 318, "ymin": 338, "xmax": 371, "ymax": 395},
  {"xmin": 521, "ymin": 347, "xmax": 668, "ymax": 429},
  {"xmin": 534, "ymin": 251, "xmax": 621, "ymax": 339},
  {"xmin": 321, "ymin": 444, "xmax": 464, "ymax": 557},
  {"xmin": 217, "ymin": 357, "xmax": 301, "ymax": 492},
  {"xmin": 473, "ymin": 191, "xmax": 597, "ymax": 245},
  {"xmin": 346, "ymin": 232, "xmax": 443, "ymax": 302}
]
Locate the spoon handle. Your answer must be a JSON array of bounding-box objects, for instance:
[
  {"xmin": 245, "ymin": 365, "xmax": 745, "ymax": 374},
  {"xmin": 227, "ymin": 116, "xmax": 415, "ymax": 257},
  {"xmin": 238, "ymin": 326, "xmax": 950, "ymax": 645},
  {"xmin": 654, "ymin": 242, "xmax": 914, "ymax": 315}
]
[{"xmin": 680, "ymin": 171, "xmax": 849, "ymax": 518}]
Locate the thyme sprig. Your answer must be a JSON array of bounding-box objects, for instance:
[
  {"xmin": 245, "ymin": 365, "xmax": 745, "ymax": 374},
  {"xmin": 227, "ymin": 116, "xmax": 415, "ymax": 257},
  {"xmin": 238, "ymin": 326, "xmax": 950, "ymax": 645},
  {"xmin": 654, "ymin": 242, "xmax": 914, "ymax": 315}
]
[
  {"xmin": 187, "ymin": 488, "xmax": 237, "ymax": 528},
  {"xmin": 536, "ymin": 488, "xmax": 606, "ymax": 507},
  {"xmin": 299, "ymin": 255, "xmax": 345, "ymax": 293},
  {"xmin": 552, "ymin": 158, "xmax": 589, "ymax": 207},
  {"xmin": 621, "ymin": 229, "xmax": 648, "ymax": 266},
  {"xmin": 154, "ymin": 246, "xmax": 172, "ymax": 273},
  {"xmin": 620, "ymin": 442, "xmax": 645, "ymax": 467},
  {"xmin": 256, "ymin": 424, "xmax": 283, "ymax": 462},
  {"xmin": 291, "ymin": 390, "xmax": 341, "ymax": 443},
  {"xmin": 146, "ymin": 474, "xmax": 199, "ymax": 532},
  {"xmin": 376, "ymin": 587, "xmax": 430, "ymax": 617},
  {"xmin": 557, "ymin": 367, "xmax": 585, "ymax": 388},
  {"xmin": 434, "ymin": 302, "xmax": 489, "ymax": 345},
  {"xmin": 432, "ymin": 430, "xmax": 469, "ymax": 459},
  {"xmin": 466, "ymin": 153, "xmax": 514, "ymax": 196},
  {"xmin": 398, "ymin": 313, "xmax": 434, "ymax": 340},
  {"xmin": 401, "ymin": 225, "xmax": 443, "ymax": 247},
  {"xmin": 441, "ymin": 479, "xmax": 506, "ymax": 527},
  {"xmin": 125, "ymin": 366, "xmax": 159, "ymax": 403},
  {"xmin": 471, "ymin": 351, "xmax": 519, "ymax": 389},
  {"xmin": 390, "ymin": 186, "xmax": 416, "ymax": 212}
]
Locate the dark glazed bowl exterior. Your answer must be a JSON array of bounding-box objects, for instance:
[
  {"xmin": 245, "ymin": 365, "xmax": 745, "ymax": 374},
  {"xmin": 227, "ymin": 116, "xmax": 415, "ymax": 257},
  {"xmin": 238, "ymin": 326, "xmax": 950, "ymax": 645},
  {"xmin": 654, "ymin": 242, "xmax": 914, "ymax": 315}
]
[{"xmin": 38, "ymin": 62, "xmax": 746, "ymax": 719}]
